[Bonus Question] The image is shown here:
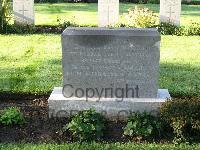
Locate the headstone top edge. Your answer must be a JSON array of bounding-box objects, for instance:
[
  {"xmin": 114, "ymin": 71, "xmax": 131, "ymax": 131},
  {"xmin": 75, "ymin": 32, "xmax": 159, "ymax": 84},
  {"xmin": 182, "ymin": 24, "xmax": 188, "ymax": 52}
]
[{"xmin": 62, "ymin": 27, "xmax": 160, "ymax": 37}]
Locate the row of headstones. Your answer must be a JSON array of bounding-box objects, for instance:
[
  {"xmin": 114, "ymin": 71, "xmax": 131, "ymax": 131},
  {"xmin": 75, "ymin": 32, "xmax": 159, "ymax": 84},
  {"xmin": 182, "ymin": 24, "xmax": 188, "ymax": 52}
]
[{"xmin": 13, "ymin": 0, "xmax": 181, "ymax": 26}]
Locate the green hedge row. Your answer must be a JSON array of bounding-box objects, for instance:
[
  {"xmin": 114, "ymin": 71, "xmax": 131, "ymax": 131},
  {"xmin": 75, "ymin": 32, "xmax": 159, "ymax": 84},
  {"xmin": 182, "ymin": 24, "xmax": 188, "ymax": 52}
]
[{"xmin": 1, "ymin": 22, "xmax": 199, "ymax": 36}]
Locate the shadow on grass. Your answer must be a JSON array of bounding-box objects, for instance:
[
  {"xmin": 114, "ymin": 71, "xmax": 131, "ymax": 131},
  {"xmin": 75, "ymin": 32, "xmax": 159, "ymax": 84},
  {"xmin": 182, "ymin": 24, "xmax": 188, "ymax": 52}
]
[
  {"xmin": 160, "ymin": 62, "xmax": 200, "ymax": 98},
  {"xmin": 35, "ymin": 3, "xmax": 98, "ymax": 14},
  {"xmin": 120, "ymin": 4, "xmax": 200, "ymax": 16},
  {"xmin": 0, "ymin": 58, "xmax": 62, "ymax": 96},
  {"xmin": 33, "ymin": 3, "xmax": 200, "ymax": 18},
  {"xmin": 0, "ymin": 60, "xmax": 200, "ymax": 98}
]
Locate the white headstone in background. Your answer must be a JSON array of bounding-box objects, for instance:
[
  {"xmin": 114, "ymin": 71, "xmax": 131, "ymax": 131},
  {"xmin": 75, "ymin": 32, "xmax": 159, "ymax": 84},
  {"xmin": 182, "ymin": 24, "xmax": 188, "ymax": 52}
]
[
  {"xmin": 13, "ymin": 0, "xmax": 35, "ymax": 25},
  {"xmin": 98, "ymin": 0, "xmax": 119, "ymax": 27},
  {"xmin": 160, "ymin": 0, "xmax": 181, "ymax": 26}
]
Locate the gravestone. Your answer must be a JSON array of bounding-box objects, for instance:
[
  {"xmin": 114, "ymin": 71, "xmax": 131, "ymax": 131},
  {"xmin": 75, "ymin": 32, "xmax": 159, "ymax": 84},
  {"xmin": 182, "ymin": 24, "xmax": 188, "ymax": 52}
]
[
  {"xmin": 13, "ymin": 0, "xmax": 35, "ymax": 25},
  {"xmin": 48, "ymin": 28, "xmax": 171, "ymax": 120},
  {"xmin": 160, "ymin": 0, "xmax": 182, "ymax": 26},
  {"xmin": 98, "ymin": 0, "xmax": 119, "ymax": 27}
]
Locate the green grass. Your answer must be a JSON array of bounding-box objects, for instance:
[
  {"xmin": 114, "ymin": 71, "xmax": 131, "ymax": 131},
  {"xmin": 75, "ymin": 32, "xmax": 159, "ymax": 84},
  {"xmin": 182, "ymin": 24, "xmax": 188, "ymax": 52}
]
[
  {"xmin": 0, "ymin": 143, "xmax": 200, "ymax": 150},
  {"xmin": 0, "ymin": 34, "xmax": 62, "ymax": 94},
  {"xmin": 34, "ymin": 3, "xmax": 200, "ymax": 26},
  {"xmin": 159, "ymin": 36, "xmax": 200, "ymax": 97},
  {"xmin": 0, "ymin": 35, "xmax": 200, "ymax": 97}
]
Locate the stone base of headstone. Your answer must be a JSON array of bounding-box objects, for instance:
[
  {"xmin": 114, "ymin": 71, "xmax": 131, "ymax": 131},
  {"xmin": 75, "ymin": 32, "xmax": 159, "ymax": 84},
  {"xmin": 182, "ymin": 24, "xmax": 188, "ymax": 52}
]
[{"xmin": 48, "ymin": 87, "xmax": 171, "ymax": 120}]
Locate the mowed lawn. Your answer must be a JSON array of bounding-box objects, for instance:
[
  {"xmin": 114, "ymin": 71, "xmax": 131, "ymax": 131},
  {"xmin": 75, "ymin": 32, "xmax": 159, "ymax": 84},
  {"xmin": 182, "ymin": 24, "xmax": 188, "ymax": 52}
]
[
  {"xmin": 0, "ymin": 35, "xmax": 199, "ymax": 97},
  {"xmin": 1, "ymin": 143, "xmax": 200, "ymax": 150},
  {"xmin": 34, "ymin": 3, "xmax": 200, "ymax": 26}
]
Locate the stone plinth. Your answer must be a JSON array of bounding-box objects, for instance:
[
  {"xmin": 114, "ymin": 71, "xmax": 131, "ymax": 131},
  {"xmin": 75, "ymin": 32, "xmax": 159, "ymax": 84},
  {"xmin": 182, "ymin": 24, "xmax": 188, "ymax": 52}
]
[{"xmin": 48, "ymin": 87, "xmax": 171, "ymax": 120}]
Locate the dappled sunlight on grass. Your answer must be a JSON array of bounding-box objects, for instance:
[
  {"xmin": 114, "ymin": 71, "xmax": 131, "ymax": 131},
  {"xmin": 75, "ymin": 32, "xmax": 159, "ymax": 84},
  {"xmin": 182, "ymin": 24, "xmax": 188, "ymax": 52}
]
[
  {"xmin": 35, "ymin": 3, "xmax": 98, "ymax": 25},
  {"xmin": 0, "ymin": 34, "xmax": 62, "ymax": 94},
  {"xmin": 159, "ymin": 36, "xmax": 200, "ymax": 97},
  {"xmin": 0, "ymin": 35, "xmax": 200, "ymax": 97}
]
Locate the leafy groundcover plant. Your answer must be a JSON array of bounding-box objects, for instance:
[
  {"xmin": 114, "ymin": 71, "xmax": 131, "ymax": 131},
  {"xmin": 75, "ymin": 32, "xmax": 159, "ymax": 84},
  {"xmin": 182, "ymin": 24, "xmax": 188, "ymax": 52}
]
[
  {"xmin": 123, "ymin": 112, "xmax": 161, "ymax": 141},
  {"xmin": 63, "ymin": 109, "xmax": 106, "ymax": 142},
  {"xmin": 0, "ymin": 107, "xmax": 25, "ymax": 126}
]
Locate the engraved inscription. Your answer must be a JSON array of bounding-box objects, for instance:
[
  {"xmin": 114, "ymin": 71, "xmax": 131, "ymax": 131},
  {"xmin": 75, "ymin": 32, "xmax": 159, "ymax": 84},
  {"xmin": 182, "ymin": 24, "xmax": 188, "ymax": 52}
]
[{"xmin": 62, "ymin": 28, "xmax": 160, "ymax": 99}]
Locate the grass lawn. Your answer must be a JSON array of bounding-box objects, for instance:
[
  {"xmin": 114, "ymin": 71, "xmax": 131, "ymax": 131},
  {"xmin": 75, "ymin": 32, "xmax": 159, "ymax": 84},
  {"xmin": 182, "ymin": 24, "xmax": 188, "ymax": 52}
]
[
  {"xmin": 0, "ymin": 35, "xmax": 199, "ymax": 97},
  {"xmin": 0, "ymin": 143, "xmax": 200, "ymax": 150},
  {"xmin": 34, "ymin": 3, "xmax": 200, "ymax": 26}
]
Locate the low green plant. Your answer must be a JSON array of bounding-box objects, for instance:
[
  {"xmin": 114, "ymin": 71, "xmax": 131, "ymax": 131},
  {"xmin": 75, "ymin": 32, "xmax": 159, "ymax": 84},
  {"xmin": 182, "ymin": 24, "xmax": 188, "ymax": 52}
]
[
  {"xmin": 182, "ymin": 0, "xmax": 200, "ymax": 5},
  {"xmin": 158, "ymin": 22, "xmax": 200, "ymax": 36},
  {"xmin": 160, "ymin": 98, "xmax": 200, "ymax": 143},
  {"xmin": 184, "ymin": 22, "xmax": 200, "ymax": 36},
  {"xmin": 147, "ymin": 0, "xmax": 159, "ymax": 4},
  {"xmin": 0, "ymin": 107, "xmax": 25, "ymax": 126},
  {"xmin": 64, "ymin": 109, "xmax": 105, "ymax": 142},
  {"xmin": 121, "ymin": 6, "xmax": 158, "ymax": 28},
  {"xmin": 5, "ymin": 24, "xmax": 36, "ymax": 34},
  {"xmin": 57, "ymin": 16, "xmax": 78, "ymax": 28},
  {"xmin": 138, "ymin": 0, "xmax": 148, "ymax": 4},
  {"xmin": 123, "ymin": 112, "xmax": 161, "ymax": 140},
  {"xmin": 158, "ymin": 22, "xmax": 183, "ymax": 35}
]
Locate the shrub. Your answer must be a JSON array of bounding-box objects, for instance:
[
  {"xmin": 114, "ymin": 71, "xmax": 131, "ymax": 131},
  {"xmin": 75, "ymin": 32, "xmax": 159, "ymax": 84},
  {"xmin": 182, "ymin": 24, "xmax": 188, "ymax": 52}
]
[
  {"xmin": 138, "ymin": 0, "xmax": 148, "ymax": 4},
  {"xmin": 5, "ymin": 24, "xmax": 36, "ymax": 34},
  {"xmin": 160, "ymin": 98, "xmax": 200, "ymax": 143},
  {"xmin": 147, "ymin": 0, "xmax": 160, "ymax": 4},
  {"xmin": 0, "ymin": 0, "xmax": 11, "ymax": 32},
  {"xmin": 121, "ymin": 6, "xmax": 158, "ymax": 28},
  {"xmin": 184, "ymin": 22, "xmax": 200, "ymax": 36},
  {"xmin": 1, "ymin": 19, "xmax": 199, "ymax": 36},
  {"xmin": 158, "ymin": 22, "xmax": 183, "ymax": 35},
  {"xmin": 182, "ymin": 0, "xmax": 200, "ymax": 5},
  {"xmin": 158, "ymin": 22, "xmax": 200, "ymax": 36},
  {"xmin": 123, "ymin": 112, "xmax": 161, "ymax": 140},
  {"xmin": 64, "ymin": 109, "xmax": 105, "ymax": 142},
  {"xmin": 0, "ymin": 107, "xmax": 25, "ymax": 126},
  {"xmin": 57, "ymin": 17, "xmax": 78, "ymax": 28}
]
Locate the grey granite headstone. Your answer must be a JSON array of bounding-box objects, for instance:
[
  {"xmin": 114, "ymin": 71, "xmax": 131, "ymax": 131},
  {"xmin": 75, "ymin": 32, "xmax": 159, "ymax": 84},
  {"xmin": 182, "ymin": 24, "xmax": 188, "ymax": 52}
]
[
  {"xmin": 48, "ymin": 28, "xmax": 171, "ymax": 119},
  {"xmin": 98, "ymin": 0, "xmax": 119, "ymax": 27},
  {"xmin": 61, "ymin": 28, "xmax": 160, "ymax": 100},
  {"xmin": 160, "ymin": 0, "xmax": 181, "ymax": 26},
  {"xmin": 13, "ymin": 0, "xmax": 35, "ymax": 25}
]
